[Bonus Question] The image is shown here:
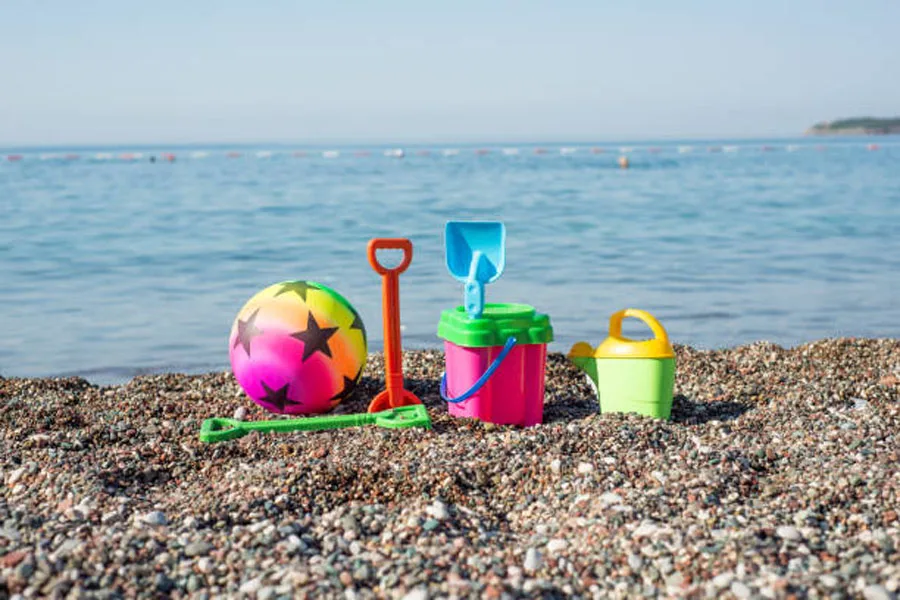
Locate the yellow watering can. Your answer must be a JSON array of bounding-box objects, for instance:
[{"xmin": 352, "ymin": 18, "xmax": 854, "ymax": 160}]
[{"xmin": 568, "ymin": 309, "xmax": 676, "ymax": 419}]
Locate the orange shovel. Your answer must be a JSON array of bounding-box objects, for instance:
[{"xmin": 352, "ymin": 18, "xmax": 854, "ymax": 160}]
[{"xmin": 367, "ymin": 238, "xmax": 423, "ymax": 412}]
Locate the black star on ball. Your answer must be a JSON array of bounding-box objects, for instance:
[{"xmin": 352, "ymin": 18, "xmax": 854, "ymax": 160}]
[
  {"xmin": 274, "ymin": 281, "xmax": 319, "ymax": 302},
  {"xmin": 349, "ymin": 310, "xmax": 367, "ymax": 346},
  {"xmin": 290, "ymin": 313, "xmax": 339, "ymax": 361},
  {"xmin": 260, "ymin": 381, "xmax": 295, "ymax": 412},
  {"xmin": 329, "ymin": 368, "xmax": 362, "ymax": 404},
  {"xmin": 233, "ymin": 308, "xmax": 263, "ymax": 356}
]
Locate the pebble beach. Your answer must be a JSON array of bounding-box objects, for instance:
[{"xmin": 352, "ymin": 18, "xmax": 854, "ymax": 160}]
[{"xmin": 2, "ymin": 339, "xmax": 899, "ymax": 600}]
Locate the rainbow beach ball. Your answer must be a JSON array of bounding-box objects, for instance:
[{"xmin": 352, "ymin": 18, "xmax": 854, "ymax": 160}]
[{"xmin": 229, "ymin": 281, "xmax": 367, "ymax": 415}]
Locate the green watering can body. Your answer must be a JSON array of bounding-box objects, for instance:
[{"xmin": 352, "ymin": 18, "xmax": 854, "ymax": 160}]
[{"xmin": 569, "ymin": 309, "xmax": 676, "ymax": 420}]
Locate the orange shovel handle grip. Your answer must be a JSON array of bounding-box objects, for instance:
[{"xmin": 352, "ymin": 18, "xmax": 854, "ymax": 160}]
[{"xmin": 367, "ymin": 238, "xmax": 413, "ymax": 275}]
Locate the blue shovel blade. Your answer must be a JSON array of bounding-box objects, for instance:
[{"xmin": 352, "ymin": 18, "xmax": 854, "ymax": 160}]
[{"xmin": 445, "ymin": 221, "xmax": 506, "ymax": 283}]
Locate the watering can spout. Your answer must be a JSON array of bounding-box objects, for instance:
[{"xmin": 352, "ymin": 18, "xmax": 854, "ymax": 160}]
[{"xmin": 568, "ymin": 341, "xmax": 600, "ymax": 387}]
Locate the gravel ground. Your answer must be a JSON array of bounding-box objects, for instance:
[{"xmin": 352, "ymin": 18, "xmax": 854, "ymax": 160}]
[{"xmin": 1, "ymin": 338, "xmax": 899, "ymax": 600}]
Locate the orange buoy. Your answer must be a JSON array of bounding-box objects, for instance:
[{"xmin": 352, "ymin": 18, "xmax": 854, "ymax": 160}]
[{"xmin": 618, "ymin": 156, "xmax": 629, "ymax": 169}]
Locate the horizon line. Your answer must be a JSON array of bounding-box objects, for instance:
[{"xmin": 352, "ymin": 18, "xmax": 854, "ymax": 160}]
[{"xmin": 3, "ymin": 132, "xmax": 862, "ymax": 152}]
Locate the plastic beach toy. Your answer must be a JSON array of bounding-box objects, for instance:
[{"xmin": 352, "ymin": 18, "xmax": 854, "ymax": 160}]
[
  {"xmin": 438, "ymin": 303, "xmax": 553, "ymax": 426},
  {"xmin": 445, "ymin": 221, "xmax": 506, "ymax": 319},
  {"xmin": 199, "ymin": 405, "xmax": 431, "ymax": 443},
  {"xmin": 568, "ymin": 309, "xmax": 676, "ymax": 419},
  {"xmin": 229, "ymin": 281, "xmax": 367, "ymax": 415},
  {"xmin": 366, "ymin": 238, "xmax": 423, "ymax": 413},
  {"xmin": 439, "ymin": 221, "xmax": 554, "ymax": 427}
]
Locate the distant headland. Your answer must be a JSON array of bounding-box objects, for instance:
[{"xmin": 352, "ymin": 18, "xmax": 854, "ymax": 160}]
[{"xmin": 805, "ymin": 117, "xmax": 900, "ymax": 136}]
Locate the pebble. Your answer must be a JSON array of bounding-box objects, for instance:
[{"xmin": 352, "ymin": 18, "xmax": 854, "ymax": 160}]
[
  {"xmin": 51, "ymin": 539, "xmax": 82, "ymax": 559},
  {"xmin": 403, "ymin": 589, "xmax": 429, "ymax": 600},
  {"xmin": 731, "ymin": 581, "xmax": 752, "ymax": 599},
  {"xmin": 776, "ymin": 525, "xmax": 802, "ymax": 541},
  {"xmin": 576, "ymin": 462, "xmax": 594, "ymax": 474},
  {"xmin": 240, "ymin": 578, "xmax": 262, "ymax": 595},
  {"xmin": 712, "ymin": 572, "xmax": 734, "ymax": 589},
  {"xmin": 524, "ymin": 548, "xmax": 543, "ymax": 572},
  {"xmin": 353, "ymin": 565, "xmax": 371, "ymax": 581},
  {"xmin": 427, "ymin": 500, "xmax": 450, "ymax": 520},
  {"xmin": 196, "ymin": 557, "xmax": 214, "ymax": 573},
  {"xmin": 154, "ymin": 573, "xmax": 175, "ymax": 593},
  {"xmin": 257, "ymin": 586, "xmax": 275, "ymax": 600},
  {"xmin": 285, "ymin": 534, "xmax": 304, "ymax": 553},
  {"xmin": 15, "ymin": 560, "xmax": 35, "ymax": 581},
  {"xmin": 8, "ymin": 467, "xmax": 26, "ymax": 485},
  {"xmin": 142, "ymin": 511, "xmax": 167, "ymax": 526},
  {"xmin": 632, "ymin": 522, "xmax": 659, "ymax": 538},
  {"xmin": 185, "ymin": 541, "xmax": 212, "ymax": 557},
  {"xmin": 340, "ymin": 515, "xmax": 360, "ymax": 533},
  {"xmin": 599, "ymin": 492, "xmax": 623, "ymax": 506},
  {"xmin": 863, "ymin": 585, "xmax": 894, "ymax": 600},
  {"xmin": 546, "ymin": 539, "xmax": 567, "ymax": 554},
  {"xmin": 233, "ymin": 406, "xmax": 248, "ymax": 420},
  {"xmin": 667, "ymin": 572, "xmax": 684, "ymax": 588}
]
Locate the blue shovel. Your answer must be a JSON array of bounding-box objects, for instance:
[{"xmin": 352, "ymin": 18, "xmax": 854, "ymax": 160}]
[{"xmin": 444, "ymin": 221, "xmax": 506, "ymax": 319}]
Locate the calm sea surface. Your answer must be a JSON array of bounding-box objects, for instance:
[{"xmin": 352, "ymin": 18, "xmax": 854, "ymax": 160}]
[{"xmin": 2, "ymin": 138, "xmax": 898, "ymax": 384}]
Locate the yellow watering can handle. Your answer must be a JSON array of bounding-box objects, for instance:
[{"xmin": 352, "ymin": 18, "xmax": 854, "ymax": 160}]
[
  {"xmin": 609, "ymin": 308, "xmax": 671, "ymax": 346},
  {"xmin": 570, "ymin": 308, "xmax": 674, "ymax": 360}
]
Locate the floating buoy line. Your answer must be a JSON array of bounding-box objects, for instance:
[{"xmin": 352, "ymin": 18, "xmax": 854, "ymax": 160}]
[{"xmin": 4, "ymin": 141, "xmax": 894, "ymax": 164}]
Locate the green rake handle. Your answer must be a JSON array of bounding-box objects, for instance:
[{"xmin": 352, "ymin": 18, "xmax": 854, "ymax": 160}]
[{"xmin": 199, "ymin": 404, "xmax": 431, "ymax": 443}]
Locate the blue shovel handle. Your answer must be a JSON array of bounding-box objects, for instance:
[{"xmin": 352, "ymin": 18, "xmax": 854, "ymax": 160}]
[
  {"xmin": 440, "ymin": 337, "xmax": 517, "ymax": 404},
  {"xmin": 465, "ymin": 280, "xmax": 484, "ymax": 319}
]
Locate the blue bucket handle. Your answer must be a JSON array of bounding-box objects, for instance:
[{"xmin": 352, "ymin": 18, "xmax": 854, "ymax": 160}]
[{"xmin": 440, "ymin": 337, "xmax": 517, "ymax": 404}]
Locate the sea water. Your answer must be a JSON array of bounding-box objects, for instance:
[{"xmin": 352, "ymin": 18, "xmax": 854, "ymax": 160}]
[{"xmin": 1, "ymin": 138, "xmax": 898, "ymax": 383}]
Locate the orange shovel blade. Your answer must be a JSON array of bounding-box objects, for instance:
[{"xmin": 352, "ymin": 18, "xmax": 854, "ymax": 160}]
[{"xmin": 367, "ymin": 388, "xmax": 422, "ymax": 413}]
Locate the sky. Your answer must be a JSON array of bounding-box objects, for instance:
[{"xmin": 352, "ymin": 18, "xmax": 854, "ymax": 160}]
[{"xmin": 1, "ymin": 0, "xmax": 899, "ymax": 146}]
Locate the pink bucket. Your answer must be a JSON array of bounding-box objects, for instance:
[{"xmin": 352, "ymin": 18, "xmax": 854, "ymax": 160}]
[
  {"xmin": 442, "ymin": 340, "xmax": 548, "ymax": 427},
  {"xmin": 438, "ymin": 303, "xmax": 554, "ymax": 427}
]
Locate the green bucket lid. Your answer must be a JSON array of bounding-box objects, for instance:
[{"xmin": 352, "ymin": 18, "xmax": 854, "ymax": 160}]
[{"xmin": 437, "ymin": 303, "xmax": 554, "ymax": 348}]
